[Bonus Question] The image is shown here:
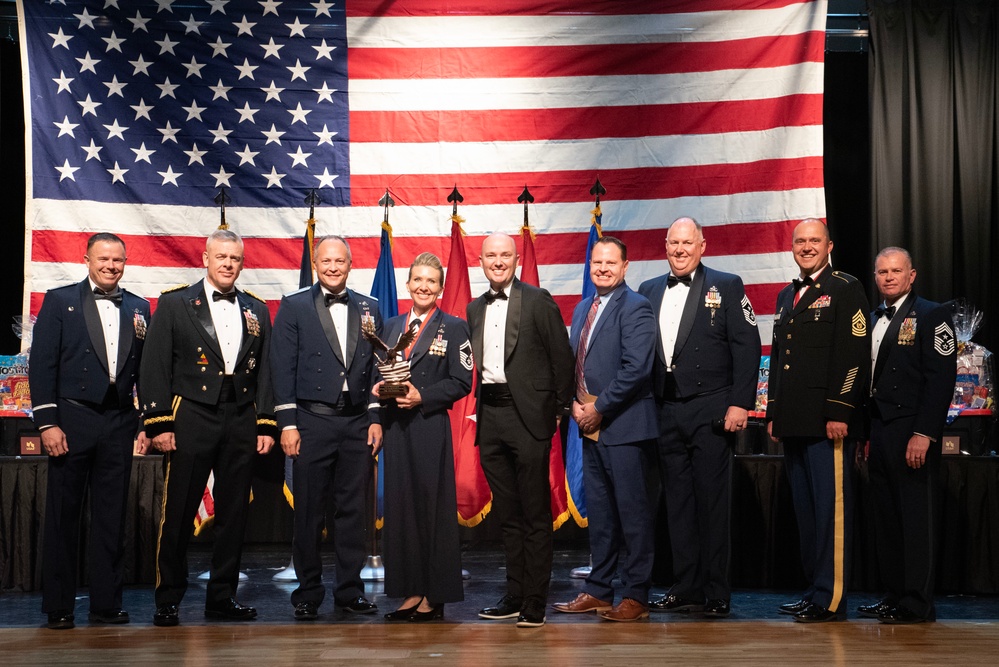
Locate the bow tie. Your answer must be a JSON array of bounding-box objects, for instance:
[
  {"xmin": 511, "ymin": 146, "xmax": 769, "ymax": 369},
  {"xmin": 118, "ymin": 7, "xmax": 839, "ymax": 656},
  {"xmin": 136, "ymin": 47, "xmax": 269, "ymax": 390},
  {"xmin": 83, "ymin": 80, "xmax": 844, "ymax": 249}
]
[
  {"xmin": 792, "ymin": 276, "xmax": 814, "ymax": 292},
  {"xmin": 212, "ymin": 290, "xmax": 236, "ymax": 303},
  {"xmin": 325, "ymin": 291, "xmax": 349, "ymax": 306},
  {"xmin": 93, "ymin": 287, "xmax": 122, "ymax": 304},
  {"xmin": 875, "ymin": 304, "xmax": 897, "ymax": 321},
  {"xmin": 483, "ymin": 290, "xmax": 508, "ymax": 304},
  {"xmin": 667, "ymin": 274, "xmax": 692, "ymax": 288}
]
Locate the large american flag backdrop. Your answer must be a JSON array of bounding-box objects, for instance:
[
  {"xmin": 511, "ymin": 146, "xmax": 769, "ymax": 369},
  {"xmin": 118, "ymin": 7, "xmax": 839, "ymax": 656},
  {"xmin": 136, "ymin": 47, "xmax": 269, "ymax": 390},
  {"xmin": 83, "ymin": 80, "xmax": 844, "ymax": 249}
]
[{"xmin": 18, "ymin": 0, "xmax": 826, "ymax": 349}]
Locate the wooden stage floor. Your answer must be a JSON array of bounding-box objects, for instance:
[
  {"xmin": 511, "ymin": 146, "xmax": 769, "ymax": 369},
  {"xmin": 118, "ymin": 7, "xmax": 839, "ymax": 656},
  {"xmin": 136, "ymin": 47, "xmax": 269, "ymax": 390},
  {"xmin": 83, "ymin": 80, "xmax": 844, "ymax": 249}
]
[{"xmin": 1, "ymin": 546, "xmax": 996, "ymax": 665}]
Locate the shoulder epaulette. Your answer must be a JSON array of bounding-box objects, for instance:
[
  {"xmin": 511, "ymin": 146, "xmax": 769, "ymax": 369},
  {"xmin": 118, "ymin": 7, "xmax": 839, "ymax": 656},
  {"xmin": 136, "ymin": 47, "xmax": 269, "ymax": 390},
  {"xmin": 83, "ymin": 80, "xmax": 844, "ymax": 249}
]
[
  {"xmin": 285, "ymin": 285, "xmax": 311, "ymax": 297},
  {"xmin": 353, "ymin": 291, "xmax": 378, "ymax": 302},
  {"xmin": 242, "ymin": 288, "xmax": 267, "ymax": 303},
  {"xmin": 160, "ymin": 284, "xmax": 189, "ymax": 294},
  {"xmin": 831, "ymin": 271, "xmax": 856, "ymax": 283}
]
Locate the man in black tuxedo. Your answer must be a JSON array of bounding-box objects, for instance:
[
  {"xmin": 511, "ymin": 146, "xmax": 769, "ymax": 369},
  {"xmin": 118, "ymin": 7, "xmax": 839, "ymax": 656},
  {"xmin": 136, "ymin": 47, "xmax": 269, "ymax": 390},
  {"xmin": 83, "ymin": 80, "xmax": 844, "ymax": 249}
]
[
  {"xmin": 270, "ymin": 235, "xmax": 383, "ymax": 621},
  {"xmin": 30, "ymin": 233, "xmax": 150, "ymax": 630},
  {"xmin": 638, "ymin": 218, "xmax": 761, "ymax": 618},
  {"xmin": 860, "ymin": 247, "xmax": 955, "ymax": 624},
  {"xmin": 467, "ymin": 233, "xmax": 574, "ymax": 628},
  {"xmin": 767, "ymin": 219, "xmax": 870, "ymax": 623},
  {"xmin": 141, "ymin": 229, "xmax": 277, "ymax": 627}
]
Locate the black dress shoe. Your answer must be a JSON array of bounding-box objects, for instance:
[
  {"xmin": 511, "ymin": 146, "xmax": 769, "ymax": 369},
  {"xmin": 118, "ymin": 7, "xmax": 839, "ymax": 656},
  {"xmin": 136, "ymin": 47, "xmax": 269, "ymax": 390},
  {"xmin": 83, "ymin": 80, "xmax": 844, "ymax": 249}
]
[
  {"xmin": 205, "ymin": 598, "xmax": 257, "ymax": 621},
  {"xmin": 294, "ymin": 602, "xmax": 319, "ymax": 621},
  {"xmin": 409, "ymin": 604, "xmax": 444, "ymax": 622},
  {"xmin": 340, "ymin": 596, "xmax": 378, "ymax": 614},
  {"xmin": 478, "ymin": 595, "xmax": 523, "ymax": 620},
  {"xmin": 777, "ymin": 599, "xmax": 810, "ymax": 615},
  {"xmin": 878, "ymin": 605, "xmax": 928, "ymax": 625},
  {"xmin": 153, "ymin": 605, "xmax": 179, "ymax": 627},
  {"xmin": 516, "ymin": 599, "xmax": 546, "ymax": 628},
  {"xmin": 47, "ymin": 612, "xmax": 75, "ymax": 630},
  {"xmin": 89, "ymin": 609, "xmax": 130, "ymax": 624},
  {"xmin": 857, "ymin": 599, "xmax": 895, "ymax": 619},
  {"xmin": 648, "ymin": 594, "xmax": 704, "ymax": 613},
  {"xmin": 384, "ymin": 602, "xmax": 420, "ymax": 621},
  {"xmin": 793, "ymin": 602, "xmax": 844, "ymax": 623},
  {"xmin": 703, "ymin": 599, "xmax": 730, "ymax": 618}
]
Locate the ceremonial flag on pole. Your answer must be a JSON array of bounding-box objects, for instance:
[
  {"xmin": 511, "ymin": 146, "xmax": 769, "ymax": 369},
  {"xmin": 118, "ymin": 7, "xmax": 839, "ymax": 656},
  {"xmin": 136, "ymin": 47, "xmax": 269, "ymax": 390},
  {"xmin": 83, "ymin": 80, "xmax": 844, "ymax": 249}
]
[
  {"xmin": 439, "ymin": 216, "xmax": 492, "ymax": 526},
  {"xmin": 565, "ymin": 211, "xmax": 602, "ymax": 527},
  {"xmin": 369, "ymin": 214, "xmax": 399, "ymax": 528},
  {"xmin": 193, "ymin": 471, "xmax": 216, "ymax": 535},
  {"xmin": 519, "ymin": 213, "xmax": 571, "ymax": 530},
  {"xmin": 19, "ymin": 1, "xmax": 827, "ymax": 355}
]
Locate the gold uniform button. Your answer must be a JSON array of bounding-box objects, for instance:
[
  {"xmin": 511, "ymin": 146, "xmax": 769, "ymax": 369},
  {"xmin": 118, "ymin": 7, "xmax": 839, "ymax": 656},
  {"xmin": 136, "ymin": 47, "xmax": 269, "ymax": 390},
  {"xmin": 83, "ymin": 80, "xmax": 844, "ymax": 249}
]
[
  {"xmin": 198, "ymin": 347, "xmax": 202, "ymax": 352},
  {"xmin": 201, "ymin": 367, "xmax": 206, "ymax": 372},
  {"xmin": 219, "ymin": 371, "xmax": 224, "ymax": 376},
  {"xmin": 783, "ymin": 364, "xmax": 790, "ymax": 370},
  {"xmin": 201, "ymin": 385, "xmax": 207, "ymax": 391}
]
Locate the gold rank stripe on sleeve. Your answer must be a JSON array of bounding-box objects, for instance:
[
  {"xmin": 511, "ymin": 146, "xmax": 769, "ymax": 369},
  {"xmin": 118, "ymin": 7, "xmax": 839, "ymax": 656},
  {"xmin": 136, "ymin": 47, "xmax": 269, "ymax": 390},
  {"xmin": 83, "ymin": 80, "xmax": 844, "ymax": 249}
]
[
  {"xmin": 257, "ymin": 418, "xmax": 278, "ymax": 427},
  {"xmin": 851, "ymin": 309, "xmax": 867, "ymax": 337},
  {"xmin": 840, "ymin": 367, "xmax": 858, "ymax": 395}
]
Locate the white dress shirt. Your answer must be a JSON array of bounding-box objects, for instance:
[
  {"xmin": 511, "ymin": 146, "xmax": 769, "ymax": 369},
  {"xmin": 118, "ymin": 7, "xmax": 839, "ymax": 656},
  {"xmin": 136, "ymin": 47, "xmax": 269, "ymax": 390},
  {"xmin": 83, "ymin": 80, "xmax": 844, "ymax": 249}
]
[
  {"xmin": 659, "ymin": 269, "xmax": 695, "ymax": 368},
  {"xmin": 89, "ymin": 278, "xmax": 120, "ymax": 383},
  {"xmin": 321, "ymin": 287, "xmax": 350, "ymax": 390},
  {"xmin": 204, "ymin": 278, "xmax": 242, "ymax": 375},
  {"xmin": 481, "ymin": 284, "xmax": 512, "ymax": 384}
]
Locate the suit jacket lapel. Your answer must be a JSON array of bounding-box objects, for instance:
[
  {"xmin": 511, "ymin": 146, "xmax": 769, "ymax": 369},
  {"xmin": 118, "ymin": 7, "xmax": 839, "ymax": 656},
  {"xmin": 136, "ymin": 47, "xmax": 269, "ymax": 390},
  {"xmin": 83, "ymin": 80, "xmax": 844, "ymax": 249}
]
[
  {"xmin": 585, "ymin": 286, "xmax": 624, "ymax": 359},
  {"xmin": 646, "ymin": 275, "xmax": 669, "ymax": 365},
  {"xmin": 189, "ymin": 283, "xmax": 225, "ymax": 360},
  {"xmin": 233, "ymin": 291, "xmax": 256, "ymax": 367},
  {"xmin": 80, "ymin": 280, "xmax": 111, "ymax": 374},
  {"xmin": 672, "ymin": 268, "xmax": 706, "ymax": 361},
  {"xmin": 115, "ymin": 293, "xmax": 136, "ymax": 377},
  {"xmin": 873, "ymin": 293, "xmax": 915, "ymax": 387},
  {"xmin": 345, "ymin": 291, "xmax": 361, "ymax": 369},
  {"xmin": 504, "ymin": 279, "xmax": 522, "ymax": 364},
  {"xmin": 312, "ymin": 284, "xmax": 344, "ymax": 366},
  {"xmin": 409, "ymin": 308, "xmax": 441, "ymax": 366},
  {"xmin": 469, "ymin": 298, "xmax": 485, "ymax": 371}
]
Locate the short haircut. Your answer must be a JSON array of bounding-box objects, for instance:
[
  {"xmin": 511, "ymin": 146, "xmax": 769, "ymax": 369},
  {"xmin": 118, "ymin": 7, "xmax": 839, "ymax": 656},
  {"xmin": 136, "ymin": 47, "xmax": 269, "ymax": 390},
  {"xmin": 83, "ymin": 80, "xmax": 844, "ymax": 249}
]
[
  {"xmin": 593, "ymin": 235, "xmax": 627, "ymax": 262},
  {"xmin": 206, "ymin": 229, "xmax": 242, "ymax": 250},
  {"xmin": 875, "ymin": 246, "xmax": 913, "ymax": 268},
  {"xmin": 409, "ymin": 251, "xmax": 445, "ymax": 286},
  {"xmin": 87, "ymin": 232, "xmax": 125, "ymax": 252},
  {"xmin": 669, "ymin": 216, "xmax": 703, "ymax": 237},
  {"xmin": 314, "ymin": 235, "xmax": 352, "ymax": 264}
]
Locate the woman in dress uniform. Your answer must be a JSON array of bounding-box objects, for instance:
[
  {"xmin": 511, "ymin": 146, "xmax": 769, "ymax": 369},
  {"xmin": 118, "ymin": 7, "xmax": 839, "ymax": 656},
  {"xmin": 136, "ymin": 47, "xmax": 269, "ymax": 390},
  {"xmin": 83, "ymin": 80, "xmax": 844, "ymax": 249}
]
[{"xmin": 376, "ymin": 252, "xmax": 473, "ymax": 621}]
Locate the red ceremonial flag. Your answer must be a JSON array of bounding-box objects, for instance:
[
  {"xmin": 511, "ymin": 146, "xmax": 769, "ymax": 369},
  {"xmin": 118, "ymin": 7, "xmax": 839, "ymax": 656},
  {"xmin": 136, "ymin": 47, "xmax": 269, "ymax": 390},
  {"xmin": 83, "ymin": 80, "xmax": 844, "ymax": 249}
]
[
  {"xmin": 520, "ymin": 224, "xmax": 571, "ymax": 530},
  {"xmin": 439, "ymin": 217, "xmax": 492, "ymax": 526}
]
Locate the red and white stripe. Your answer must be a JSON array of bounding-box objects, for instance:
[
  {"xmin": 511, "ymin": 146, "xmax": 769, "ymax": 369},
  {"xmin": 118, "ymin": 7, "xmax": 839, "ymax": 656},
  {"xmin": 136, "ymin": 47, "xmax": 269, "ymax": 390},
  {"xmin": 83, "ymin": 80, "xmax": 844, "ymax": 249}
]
[{"xmin": 24, "ymin": 0, "xmax": 827, "ymax": 352}]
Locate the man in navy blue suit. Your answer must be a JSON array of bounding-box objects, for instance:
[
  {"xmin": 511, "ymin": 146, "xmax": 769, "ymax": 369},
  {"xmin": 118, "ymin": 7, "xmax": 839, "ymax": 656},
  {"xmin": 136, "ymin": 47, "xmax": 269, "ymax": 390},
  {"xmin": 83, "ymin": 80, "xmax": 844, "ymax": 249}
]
[
  {"xmin": 270, "ymin": 235, "xmax": 383, "ymax": 621},
  {"xmin": 638, "ymin": 217, "xmax": 761, "ymax": 618},
  {"xmin": 30, "ymin": 232, "xmax": 150, "ymax": 629},
  {"xmin": 552, "ymin": 236, "xmax": 659, "ymax": 622},
  {"xmin": 860, "ymin": 247, "xmax": 955, "ymax": 624}
]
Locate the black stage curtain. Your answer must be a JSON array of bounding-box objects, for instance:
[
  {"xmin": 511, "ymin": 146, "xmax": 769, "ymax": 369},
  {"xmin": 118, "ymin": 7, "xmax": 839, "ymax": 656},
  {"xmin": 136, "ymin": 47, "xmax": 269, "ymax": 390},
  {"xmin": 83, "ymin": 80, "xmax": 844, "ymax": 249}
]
[{"xmin": 869, "ymin": 0, "xmax": 999, "ymax": 353}]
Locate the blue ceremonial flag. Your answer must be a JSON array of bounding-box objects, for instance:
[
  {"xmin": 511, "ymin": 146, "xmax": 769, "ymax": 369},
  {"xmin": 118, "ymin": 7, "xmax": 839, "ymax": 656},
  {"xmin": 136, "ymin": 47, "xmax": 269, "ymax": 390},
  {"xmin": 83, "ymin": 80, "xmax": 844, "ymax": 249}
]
[
  {"xmin": 370, "ymin": 221, "xmax": 398, "ymax": 527},
  {"xmin": 565, "ymin": 209, "xmax": 602, "ymax": 527}
]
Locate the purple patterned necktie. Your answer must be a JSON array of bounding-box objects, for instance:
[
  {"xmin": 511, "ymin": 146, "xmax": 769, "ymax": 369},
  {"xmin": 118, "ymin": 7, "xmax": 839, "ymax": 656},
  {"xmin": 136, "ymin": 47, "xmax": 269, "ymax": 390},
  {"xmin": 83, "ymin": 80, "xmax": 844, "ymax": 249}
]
[{"xmin": 574, "ymin": 295, "xmax": 601, "ymax": 396}]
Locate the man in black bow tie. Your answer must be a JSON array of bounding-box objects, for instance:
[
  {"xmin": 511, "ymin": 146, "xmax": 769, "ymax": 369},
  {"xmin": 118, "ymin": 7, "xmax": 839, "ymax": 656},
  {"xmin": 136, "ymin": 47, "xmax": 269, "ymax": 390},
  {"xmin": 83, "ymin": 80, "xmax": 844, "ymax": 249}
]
[
  {"xmin": 270, "ymin": 235, "xmax": 384, "ymax": 621},
  {"xmin": 861, "ymin": 247, "xmax": 955, "ymax": 624},
  {"xmin": 466, "ymin": 233, "xmax": 574, "ymax": 627},
  {"xmin": 767, "ymin": 219, "xmax": 870, "ymax": 623},
  {"xmin": 141, "ymin": 229, "xmax": 277, "ymax": 627},
  {"xmin": 30, "ymin": 233, "xmax": 150, "ymax": 629},
  {"xmin": 637, "ymin": 217, "xmax": 761, "ymax": 618}
]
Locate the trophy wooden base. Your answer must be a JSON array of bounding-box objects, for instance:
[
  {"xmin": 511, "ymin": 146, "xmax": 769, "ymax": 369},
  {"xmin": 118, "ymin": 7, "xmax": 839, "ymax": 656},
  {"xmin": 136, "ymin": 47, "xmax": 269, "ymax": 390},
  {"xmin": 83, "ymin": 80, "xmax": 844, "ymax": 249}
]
[{"xmin": 379, "ymin": 383, "xmax": 409, "ymax": 399}]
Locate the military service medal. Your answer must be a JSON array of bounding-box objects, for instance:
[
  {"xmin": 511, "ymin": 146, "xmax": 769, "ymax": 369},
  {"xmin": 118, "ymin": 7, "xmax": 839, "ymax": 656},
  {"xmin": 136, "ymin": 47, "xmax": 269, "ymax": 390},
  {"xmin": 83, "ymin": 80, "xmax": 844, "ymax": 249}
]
[
  {"xmin": 897, "ymin": 317, "xmax": 917, "ymax": 346},
  {"xmin": 243, "ymin": 309, "xmax": 260, "ymax": 337},
  {"xmin": 429, "ymin": 324, "xmax": 448, "ymax": 356},
  {"xmin": 705, "ymin": 287, "xmax": 722, "ymax": 326},
  {"xmin": 133, "ymin": 311, "xmax": 147, "ymax": 340}
]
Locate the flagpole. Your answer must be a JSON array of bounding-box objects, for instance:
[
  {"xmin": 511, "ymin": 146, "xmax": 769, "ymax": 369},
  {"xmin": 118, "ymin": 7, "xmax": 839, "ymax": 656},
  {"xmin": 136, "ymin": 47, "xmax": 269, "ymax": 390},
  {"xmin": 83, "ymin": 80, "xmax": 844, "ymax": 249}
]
[{"xmin": 361, "ymin": 189, "xmax": 397, "ymax": 582}]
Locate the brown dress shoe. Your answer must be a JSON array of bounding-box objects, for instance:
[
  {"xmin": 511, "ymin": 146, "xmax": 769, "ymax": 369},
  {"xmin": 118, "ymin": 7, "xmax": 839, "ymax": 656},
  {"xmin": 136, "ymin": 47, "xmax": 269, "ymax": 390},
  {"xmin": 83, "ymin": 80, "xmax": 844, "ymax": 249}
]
[
  {"xmin": 552, "ymin": 592, "xmax": 613, "ymax": 614},
  {"xmin": 599, "ymin": 598, "xmax": 650, "ymax": 622}
]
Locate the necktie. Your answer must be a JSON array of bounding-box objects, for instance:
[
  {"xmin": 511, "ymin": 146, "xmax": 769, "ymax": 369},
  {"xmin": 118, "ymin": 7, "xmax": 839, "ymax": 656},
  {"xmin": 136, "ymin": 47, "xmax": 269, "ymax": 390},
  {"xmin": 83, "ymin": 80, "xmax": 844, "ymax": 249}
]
[
  {"xmin": 574, "ymin": 295, "xmax": 601, "ymax": 396},
  {"xmin": 93, "ymin": 287, "xmax": 122, "ymax": 304},
  {"xmin": 875, "ymin": 304, "xmax": 896, "ymax": 321},
  {"xmin": 212, "ymin": 290, "xmax": 236, "ymax": 303},
  {"xmin": 667, "ymin": 274, "xmax": 692, "ymax": 288},
  {"xmin": 404, "ymin": 318, "xmax": 422, "ymax": 358},
  {"xmin": 792, "ymin": 276, "xmax": 813, "ymax": 306},
  {"xmin": 325, "ymin": 291, "xmax": 349, "ymax": 306},
  {"xmin": 483, "ymin": 290, "xmax": 508, "ymax": 304}
]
